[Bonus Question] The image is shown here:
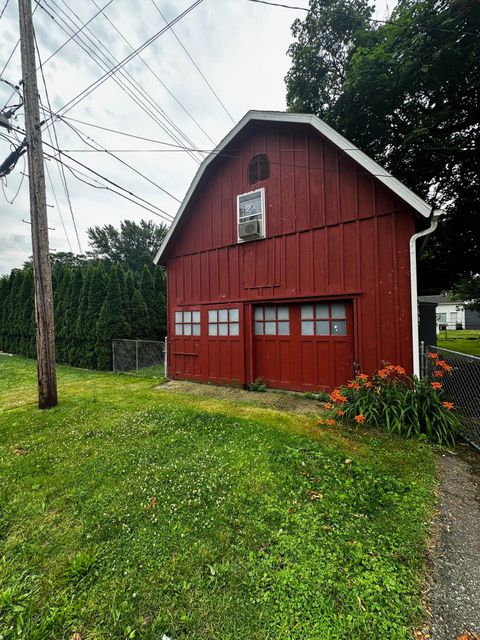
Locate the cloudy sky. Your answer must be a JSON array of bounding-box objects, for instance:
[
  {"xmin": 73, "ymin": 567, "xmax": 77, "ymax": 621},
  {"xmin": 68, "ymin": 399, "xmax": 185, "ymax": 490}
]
[{"xmin": 0, "ymin": 0, "xmax": 395, "ymax": 275}]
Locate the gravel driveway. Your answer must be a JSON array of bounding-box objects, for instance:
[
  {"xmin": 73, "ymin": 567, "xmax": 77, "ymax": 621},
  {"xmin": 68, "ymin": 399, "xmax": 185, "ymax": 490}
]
[{"xmin": 429, "ymin": 446, "xmax": 480, "ymax": 639}]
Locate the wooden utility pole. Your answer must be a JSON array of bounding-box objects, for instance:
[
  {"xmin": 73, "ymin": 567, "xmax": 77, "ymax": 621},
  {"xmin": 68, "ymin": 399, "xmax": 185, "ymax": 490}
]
[{"xmin": 18, "ymin": 0, "xmax": 58, "ymax": 408}]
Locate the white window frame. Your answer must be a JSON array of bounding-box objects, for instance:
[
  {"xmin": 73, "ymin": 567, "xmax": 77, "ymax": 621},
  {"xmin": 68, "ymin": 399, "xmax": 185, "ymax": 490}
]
[
  {"xmin": 237, "ymin": 187, "xmax": 266, "ymax": 243},
  {"xmin": 175, "ymin": 309, "xmax": 201, "ymax": 336}
]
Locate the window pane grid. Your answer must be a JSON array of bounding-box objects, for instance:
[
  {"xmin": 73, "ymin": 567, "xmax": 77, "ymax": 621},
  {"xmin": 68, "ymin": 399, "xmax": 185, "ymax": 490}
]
[
  {"xmin": 175, "ymin": 309, "xmax": 201, "ymax": 336},
  {"xmin": 208, "ymin": 308, "xmax": 240, "ymax": 337},
  {"xmin": 254, "ymin": 305, "xmax": 290, "ymax": 336},
  {"xmin": 301, "ymin": 303, "xmax": 347, "ymax": 336}
]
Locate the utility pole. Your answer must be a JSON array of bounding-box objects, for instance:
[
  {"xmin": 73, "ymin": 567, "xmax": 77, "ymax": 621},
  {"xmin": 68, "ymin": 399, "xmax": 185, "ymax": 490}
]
[{"xmin": 18, "ymin": 0, "xmax": 58, "ymax": 408}]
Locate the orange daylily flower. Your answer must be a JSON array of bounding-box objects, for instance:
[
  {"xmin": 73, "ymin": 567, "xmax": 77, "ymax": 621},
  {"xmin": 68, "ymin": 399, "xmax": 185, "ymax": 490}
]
[
  {"xmin": 358, "ymin": 373, "xmax": 369, "ymax": 381},
  {"xmin": 327, "ymin": 419, "xmax": 335, "ymax": 426},
  {"xmin": 354, "ymin": 414, "xmax": 365, "ymax": 423},
  {"xmin": 442, "ymin": 401, "xmax": 454, "ymax": 411},
  {"xmin": 438, "ymin": 360, "xmax": 453, "ymax": 372},
  {"xmin": 431, "ymin": 382, "xmax": 442, "ymax": 390},
  {"xmin": 337, "ymin": 409, "xmax": 345, "ymax": 417},
  {"xmin": 352, "ymin": 383, "xmax": 361, "ymax": 391},
  {"xmin": 317, "ymin": 418, "xmax": 325, "ymax": 425},
  {"xmin": 427, "ymin": 353, "xmax": 439, "ymax": 360},
  {"xmin": 365, "ymin": 381, "xmax": 372, "ymax": 388},
  {"xmin": 324, "ymin": 402, "xmax": 333, "ymax": 409},
  {"xmin": 395, "ymin": 366, "xmax": 406, "ymax": 375},
  {"xmin": 434, "ymin": 370, "xmax": 444, "ymax": 378}
]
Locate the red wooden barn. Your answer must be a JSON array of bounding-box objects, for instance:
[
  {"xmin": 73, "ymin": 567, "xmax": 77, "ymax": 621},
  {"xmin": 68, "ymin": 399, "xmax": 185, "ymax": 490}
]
[{"xmin": 154, "ymin": 111, "xmax": 438, "ymax": 391}]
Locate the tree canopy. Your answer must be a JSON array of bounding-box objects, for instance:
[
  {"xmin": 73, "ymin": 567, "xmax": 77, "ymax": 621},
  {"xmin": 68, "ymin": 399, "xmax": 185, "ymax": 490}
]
[
  {"xmin": 286, "ymin": 0, "xmax": 480, "ymax": 293},
  {"xmin": 87, "ymin": 219, "xmax": 168, "ymax": 272}
]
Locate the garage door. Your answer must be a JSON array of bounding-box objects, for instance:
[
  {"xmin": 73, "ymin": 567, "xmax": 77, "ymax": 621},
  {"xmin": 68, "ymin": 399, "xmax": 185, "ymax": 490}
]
[{"xmin": 253, "ymin": 301, "xmax": 354, "ymax": 391}]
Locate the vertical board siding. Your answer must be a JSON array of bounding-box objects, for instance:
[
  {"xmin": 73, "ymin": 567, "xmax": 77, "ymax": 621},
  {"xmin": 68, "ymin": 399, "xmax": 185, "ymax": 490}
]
[{"xmin": 165, "ymin": 121, "xmax": 419, "ymax": 383}]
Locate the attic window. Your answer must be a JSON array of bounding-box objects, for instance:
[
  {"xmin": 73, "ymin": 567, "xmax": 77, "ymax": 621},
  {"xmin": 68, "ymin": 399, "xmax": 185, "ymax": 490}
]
[{"xmin": 248, "ymin": 154, "xmax": 269, "ymax": 184}]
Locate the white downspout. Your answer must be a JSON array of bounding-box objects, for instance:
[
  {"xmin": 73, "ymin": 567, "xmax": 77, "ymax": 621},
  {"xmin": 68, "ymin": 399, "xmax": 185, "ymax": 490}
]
[{"xmin": 409, "ymin": 212, "xmax": 440, "ymax": 377}]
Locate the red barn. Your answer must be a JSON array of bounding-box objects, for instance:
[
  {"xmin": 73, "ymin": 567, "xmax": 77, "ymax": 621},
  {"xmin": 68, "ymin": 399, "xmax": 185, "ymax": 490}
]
[{"xmin": 154, "ymin": 111, "xmax": 438, "ymax": 391}]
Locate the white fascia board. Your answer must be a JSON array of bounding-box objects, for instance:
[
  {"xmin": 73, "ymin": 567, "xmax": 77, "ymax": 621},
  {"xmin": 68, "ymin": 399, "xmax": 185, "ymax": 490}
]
[{"xmin": 154, "ymin": 110, "xmax": 433, "ymax": 264}]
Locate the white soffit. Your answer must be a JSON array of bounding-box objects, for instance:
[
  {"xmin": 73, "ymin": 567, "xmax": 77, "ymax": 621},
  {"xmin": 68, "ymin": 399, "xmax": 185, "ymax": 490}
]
[{"xmin": 154, "ymin": 110, "xmax": 433, "ymax": 264}]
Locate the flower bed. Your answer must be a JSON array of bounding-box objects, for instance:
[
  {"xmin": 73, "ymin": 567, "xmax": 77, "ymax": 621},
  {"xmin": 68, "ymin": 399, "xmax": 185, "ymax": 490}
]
[{"xmin": 318, "ymin": 357, "xmax": 460, "ymax": 445}]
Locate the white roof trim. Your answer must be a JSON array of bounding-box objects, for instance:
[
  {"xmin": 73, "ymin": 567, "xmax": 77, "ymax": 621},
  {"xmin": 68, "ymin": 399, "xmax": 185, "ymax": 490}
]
[{"xmin": 154, "ymin": 110, "xmax": 433, "ymax": 264}]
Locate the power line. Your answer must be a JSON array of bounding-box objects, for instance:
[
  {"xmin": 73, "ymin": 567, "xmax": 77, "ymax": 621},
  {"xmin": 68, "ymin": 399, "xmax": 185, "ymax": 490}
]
[
  {"xmin": 246, "ymin": 0, "xmax": 480, "ymax": 36},
  {"xmin": 89, "ymin": 0, "xmax": 216, "ymax": 146},
  {"xmin": 34, "ymin": 28, "xmax": 83, "ymax": 253},
  {"xmin": 0, "ymin": 0, "xmax": 11, "ymax": 21},
  {"xmin": 45, "ymin": 151, "xmax": 174, "ymax": 221},
  {"xmin": 149, "ymin": 0, "xmax": 235, "ymax": 125},
  {"xmin": 59, "ymin": 113, "xmax": 182, "ymax": 203},
  {"xmin": 3, "ymin": 120, "xmax": 175, "ymax": 220},
  {"xmin": 41, "ymin": 0, "xmax": 205, "ymax": 132},
  {"xmin": 54, "ymin": 0, "xmax": 202, "ymax": 160},
  {"xmin": 40, "ymin": 0, "xmax": 117, "ymax": 68},
  {"xmin": 44, "ymin": 157, "xmax": 72, "ymax": 251},
  {"xmin": 37, "ymin": 0, "xmax": 203, "ymax": 164},
  {"xmin": 54, "ymin": 113, "xmax": 212, "ymax": 149}
]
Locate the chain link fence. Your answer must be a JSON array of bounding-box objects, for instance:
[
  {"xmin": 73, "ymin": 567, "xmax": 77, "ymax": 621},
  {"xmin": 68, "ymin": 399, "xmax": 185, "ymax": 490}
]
[
  {"xmin": 112, "ymin": 339, "xmax": 165, "ymax": 378},
  {"xmin": 424, "ymin": 345, "xmax": 480, "ymax": 450}
]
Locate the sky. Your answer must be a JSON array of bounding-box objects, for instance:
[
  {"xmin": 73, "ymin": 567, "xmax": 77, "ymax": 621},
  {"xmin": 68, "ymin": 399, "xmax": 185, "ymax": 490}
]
[{"xmin": 0, "ymin": 0, "xmax": 396, "ymax": 275}]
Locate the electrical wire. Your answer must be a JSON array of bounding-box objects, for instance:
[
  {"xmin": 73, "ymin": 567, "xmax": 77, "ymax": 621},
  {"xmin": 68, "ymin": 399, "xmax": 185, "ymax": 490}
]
[
  {"xmin": 53, "ymin": 0, "xmax": 203, "ymax": 160},
  {"xmin": 59, "ymin": 114, "xmax": 181, "ymax": 202},
  {"xmin": 0, "ymin": 0, "xmax": 11, "ymax": 21},
  {"xmin": 89, "ymin": 0, "xmax": 216, "ymax": 146},
  {"xmin": 246, "ymin": 0, "xmax": 480, "ymax": 36},
  {"xmin": 37, "ymin": 0, "xmax": 203, "ymax": 164},
  {"xmin": 34, "ymin": 28, "xmax": 83, "ymax": 253},
  {"xmin": 44, "ymin": 157, "xmax": 73, "ymax": 251},
  {"xmin": 44, "ymin": 151, "xmax": 174, "ymax": 221},
  {"xmin": 41, "ymin": 0, "xmax": 205, "ymax": 128},
  {"xmin": 149, "ymin": 0, "xmax": 235, "ymax": 125},
  {"xmin": 3, "ymin": 120, "xmax": 175, "ymax": 220}
]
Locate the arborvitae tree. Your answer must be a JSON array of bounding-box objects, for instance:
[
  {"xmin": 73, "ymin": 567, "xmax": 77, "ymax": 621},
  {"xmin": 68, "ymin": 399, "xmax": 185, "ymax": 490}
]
[
  {"xmin": 85, "ymin": 264, "xmax": 107, "ymax": 369},
  {"xmin": 0, "ymin": 276, "xmax": 11, "ymax": 352},
  {"xmin": 139, "ymin": 266, "xmax": 156, "ymax": 339},
  {"xmin": 18, "ymin": 270, "xmax": 34, "ymax": 357},
  {"xmin": 74, "ymin": 266, "xmax": 93, "ymax": 367},
  {"xmin": 64, "ymin": 268, "xmax": 84, "ymax": 364},
  {"xmin": 124, "ymin": 270, "xmax": 136, "ymax": 329},
  {"xmin": 96, "ymin": 265, "xmax": 130, "ymax": 370},
  {"xmin": 130, "ymin": 289, "xmax": 150, "ymax": 339},
  {"xmin": 55, "ymin": 268, "xmax": 72, "ymax": 362},
  {"xmin": 153, "ymin": 267, "xmax": 167, "ymax": 338}
]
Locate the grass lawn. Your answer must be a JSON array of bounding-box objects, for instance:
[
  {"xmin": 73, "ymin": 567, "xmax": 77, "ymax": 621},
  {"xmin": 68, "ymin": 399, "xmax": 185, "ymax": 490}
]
[
  {"xmin": 437, "ymin": 330, "xmax": 480, "ymax": 357},
  {"xmin": 0, "ymin": 355, "xmax": 436, "ymax": 639}
]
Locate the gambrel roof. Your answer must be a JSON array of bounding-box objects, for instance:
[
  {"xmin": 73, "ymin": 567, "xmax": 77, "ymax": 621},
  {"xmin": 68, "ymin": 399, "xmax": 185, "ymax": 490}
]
[{"xmin": 154, "ymin": 110, "xmax": 433, "ymax": 264}]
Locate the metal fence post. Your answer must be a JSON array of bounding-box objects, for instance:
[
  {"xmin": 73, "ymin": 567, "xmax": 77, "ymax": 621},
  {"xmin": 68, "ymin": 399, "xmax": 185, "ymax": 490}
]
[
  {"xmin": 135, "ymin": 339, "xmax": 139, "ymax": 373},
  {"xmin": 419, "ymin": 340, "xmax": 425, "ymax": 379}
]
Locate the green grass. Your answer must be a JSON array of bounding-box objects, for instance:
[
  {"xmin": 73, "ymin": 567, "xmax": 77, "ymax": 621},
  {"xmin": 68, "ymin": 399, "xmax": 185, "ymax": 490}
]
[
  {"xmin": 437, "ymin": 330, "xmax": 480, "ymax": 357},
  {"xmin": 0, "ymin": 355, "xmax": 436, "ymax": 639}
]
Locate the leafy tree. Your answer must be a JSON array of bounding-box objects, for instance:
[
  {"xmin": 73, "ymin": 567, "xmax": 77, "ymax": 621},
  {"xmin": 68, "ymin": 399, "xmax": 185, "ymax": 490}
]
[
  {"xmin": 286, "ymin": 0, "xmax": 480, "ymax": 293},
  {"xmin": 87, "ymin": 220, "xmax": 168, "ymax": 272},
  {"xmin": 450, "ymin": 276, "xmax": 480, "ymax": 312}
]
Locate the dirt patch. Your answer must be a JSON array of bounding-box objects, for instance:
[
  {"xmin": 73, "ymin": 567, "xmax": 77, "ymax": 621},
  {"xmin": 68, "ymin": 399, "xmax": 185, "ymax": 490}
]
[
  {"xmin": 428, "ymin": 445, "xmax": 480, "ymax": 639},
  {"xmin": 156, "ymin": 380, "xmax": 322, "ymax": 415}
]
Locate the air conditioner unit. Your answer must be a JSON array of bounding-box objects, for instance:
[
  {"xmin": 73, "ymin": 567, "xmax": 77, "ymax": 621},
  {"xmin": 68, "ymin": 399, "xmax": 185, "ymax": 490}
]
[{"xmin": 238, "ymin": 219, "xmax": 262, "ymax": 240}]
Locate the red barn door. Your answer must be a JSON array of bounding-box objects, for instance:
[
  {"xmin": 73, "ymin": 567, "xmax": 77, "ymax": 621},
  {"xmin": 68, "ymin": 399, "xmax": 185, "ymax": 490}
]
[{"xmin": 253, "ymin": 301, "xmax": 354, "ymax": 391}]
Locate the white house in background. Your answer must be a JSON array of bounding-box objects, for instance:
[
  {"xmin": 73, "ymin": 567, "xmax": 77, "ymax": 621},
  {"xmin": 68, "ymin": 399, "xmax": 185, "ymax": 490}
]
[{"xmin": 419, "ymin": 295, "xmax": 480, "ymax": 332}]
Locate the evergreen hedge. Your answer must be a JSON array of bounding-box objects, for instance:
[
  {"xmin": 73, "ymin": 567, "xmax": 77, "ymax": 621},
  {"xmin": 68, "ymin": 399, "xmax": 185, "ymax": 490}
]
[{"xmin": 0, "ymin": 260, "xmax": 167, "ymax": 371}]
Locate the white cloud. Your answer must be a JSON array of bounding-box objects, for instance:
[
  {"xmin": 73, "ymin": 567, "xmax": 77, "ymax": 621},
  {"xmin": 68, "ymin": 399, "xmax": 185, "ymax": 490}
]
[{"xmin": 0, "ymin": 0, "xmax": 396, "ymax": 275}]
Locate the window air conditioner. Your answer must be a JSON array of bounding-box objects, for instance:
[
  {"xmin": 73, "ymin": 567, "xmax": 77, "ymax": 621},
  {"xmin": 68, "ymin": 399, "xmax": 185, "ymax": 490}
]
[{"xmin": 238, "ymin": 219, "xmax": 262, "ymax": 240}]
